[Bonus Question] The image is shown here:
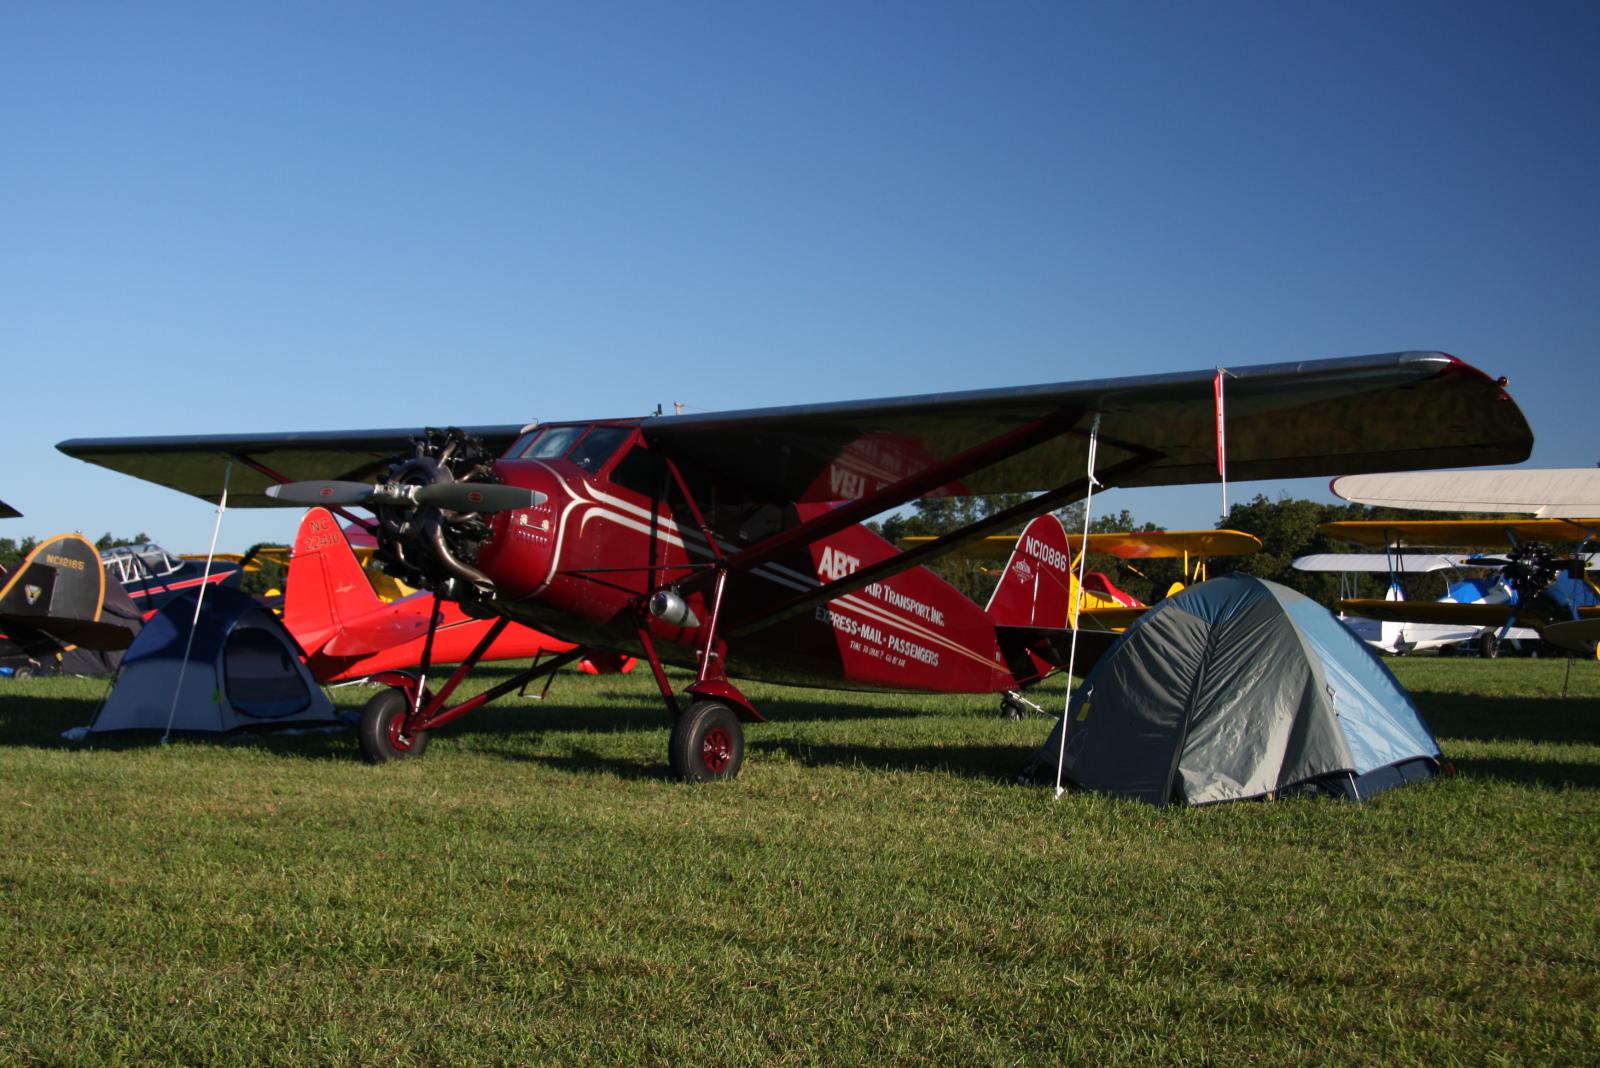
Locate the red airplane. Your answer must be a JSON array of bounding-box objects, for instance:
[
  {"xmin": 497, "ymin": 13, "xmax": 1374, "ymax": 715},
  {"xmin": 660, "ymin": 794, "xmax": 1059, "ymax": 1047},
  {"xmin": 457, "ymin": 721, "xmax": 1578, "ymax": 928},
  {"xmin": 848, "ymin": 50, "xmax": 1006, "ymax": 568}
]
[
  {"xmin": 282, "ymin": 505, "xmax": 631, "ymax": 684},
  {"xmin": 58, "ymin": 352, "xmax": 1532, "ymax": 779}
]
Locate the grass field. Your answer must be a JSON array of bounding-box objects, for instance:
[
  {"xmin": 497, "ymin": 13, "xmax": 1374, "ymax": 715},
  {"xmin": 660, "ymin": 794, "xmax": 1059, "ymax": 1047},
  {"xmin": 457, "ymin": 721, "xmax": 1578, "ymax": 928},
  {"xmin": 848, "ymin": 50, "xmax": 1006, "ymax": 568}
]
[{"xmin": 1, "ymin": 658, "xmax": 1596, "ymax": 1065}]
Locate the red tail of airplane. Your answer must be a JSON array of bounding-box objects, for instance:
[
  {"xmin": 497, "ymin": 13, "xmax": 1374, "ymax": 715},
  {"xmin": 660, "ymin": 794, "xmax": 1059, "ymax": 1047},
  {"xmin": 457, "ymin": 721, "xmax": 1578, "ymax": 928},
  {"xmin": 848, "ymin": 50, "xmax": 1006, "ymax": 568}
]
[
  {"xmin": 985, "ymin": 513, "xmax": 1076, "ymax": 628},
  {"xmin": 284, "ymin": 507, "xmax": 633, "ymax": 683},
  {"xmin": 284, "ymin": 508, "xmax": 380, "ymax": 656}
]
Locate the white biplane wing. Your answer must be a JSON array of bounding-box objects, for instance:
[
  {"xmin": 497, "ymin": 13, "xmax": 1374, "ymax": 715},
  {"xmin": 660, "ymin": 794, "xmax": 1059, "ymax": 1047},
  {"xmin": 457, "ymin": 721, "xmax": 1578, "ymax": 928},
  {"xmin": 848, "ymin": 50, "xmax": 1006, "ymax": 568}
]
[{"xmin": 1331, "ymin": 469, "xmax": 1600, "ymax": 518}]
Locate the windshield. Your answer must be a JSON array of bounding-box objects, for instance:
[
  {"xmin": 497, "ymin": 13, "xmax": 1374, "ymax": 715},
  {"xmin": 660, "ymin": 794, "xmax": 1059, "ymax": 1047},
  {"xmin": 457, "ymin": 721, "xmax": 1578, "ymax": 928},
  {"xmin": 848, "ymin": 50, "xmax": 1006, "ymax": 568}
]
[{"xmin": 510, "ymin": 426, "xmax": 587, "ymax": 460}]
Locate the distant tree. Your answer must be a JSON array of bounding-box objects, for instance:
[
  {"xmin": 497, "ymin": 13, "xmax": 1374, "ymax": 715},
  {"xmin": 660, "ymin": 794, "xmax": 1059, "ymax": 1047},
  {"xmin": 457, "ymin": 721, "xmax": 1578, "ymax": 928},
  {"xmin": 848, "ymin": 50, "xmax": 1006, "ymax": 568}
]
[
  {"xmin": 94, "ymin": 533, "xmax": 152, "ymax": 551},
  {"xmin": 0, "ymin": 537, "xmax": 38, "ymax": 573}
]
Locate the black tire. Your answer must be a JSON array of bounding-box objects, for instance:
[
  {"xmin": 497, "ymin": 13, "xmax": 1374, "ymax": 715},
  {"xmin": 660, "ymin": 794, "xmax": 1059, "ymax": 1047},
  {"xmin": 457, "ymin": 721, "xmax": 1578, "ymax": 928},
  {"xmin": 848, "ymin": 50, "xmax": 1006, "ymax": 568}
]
[
  {"xmin": 358, "ymin": 688, "xmax": 431, "ymax": 764},
  {"xmin": 1478, "ymin": 632, "xmax": 1500, "ymax": 660},
  {"xmin": 669, "ymin": 700, "xmax": 744, "ymax": 782}
]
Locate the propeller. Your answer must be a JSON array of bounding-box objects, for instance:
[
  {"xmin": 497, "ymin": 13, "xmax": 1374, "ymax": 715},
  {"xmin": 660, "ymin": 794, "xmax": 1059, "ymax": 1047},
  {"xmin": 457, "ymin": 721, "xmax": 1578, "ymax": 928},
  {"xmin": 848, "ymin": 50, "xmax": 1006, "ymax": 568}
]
[{"xmin": 266, "ymin": 481, "xmax": 545, "ymax": 512}]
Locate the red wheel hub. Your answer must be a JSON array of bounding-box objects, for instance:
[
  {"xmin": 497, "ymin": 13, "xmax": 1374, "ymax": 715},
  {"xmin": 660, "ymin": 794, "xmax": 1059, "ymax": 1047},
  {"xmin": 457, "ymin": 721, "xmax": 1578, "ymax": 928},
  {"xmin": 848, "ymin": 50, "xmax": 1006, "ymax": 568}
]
[
  {"xmin": 701, "ymin": 727, "xmax": 732, "ymax": 774},
  {"xmin": 388, "ymin": 711, "xmax": 416, "ymax": 751}
]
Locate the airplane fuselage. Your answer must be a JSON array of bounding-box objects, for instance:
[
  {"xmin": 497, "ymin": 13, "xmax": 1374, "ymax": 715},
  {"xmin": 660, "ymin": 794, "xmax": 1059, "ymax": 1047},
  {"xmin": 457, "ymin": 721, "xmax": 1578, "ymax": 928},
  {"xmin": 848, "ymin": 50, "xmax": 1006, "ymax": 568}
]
[{"xmin": 472, "ymin": 425, "xmax": 1027, "ymax": 695}]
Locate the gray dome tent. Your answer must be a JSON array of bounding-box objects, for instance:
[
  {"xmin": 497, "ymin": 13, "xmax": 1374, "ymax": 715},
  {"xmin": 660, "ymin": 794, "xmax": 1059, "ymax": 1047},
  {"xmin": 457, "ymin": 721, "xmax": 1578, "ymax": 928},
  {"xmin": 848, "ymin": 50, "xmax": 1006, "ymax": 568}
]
[
  {"xmin": 1023, "ymin": 573, "xmax": 1442, "ymax": 805},
  {"xmin": 91, "ymin": 585, "xmax": 336, "ymax": 734}
]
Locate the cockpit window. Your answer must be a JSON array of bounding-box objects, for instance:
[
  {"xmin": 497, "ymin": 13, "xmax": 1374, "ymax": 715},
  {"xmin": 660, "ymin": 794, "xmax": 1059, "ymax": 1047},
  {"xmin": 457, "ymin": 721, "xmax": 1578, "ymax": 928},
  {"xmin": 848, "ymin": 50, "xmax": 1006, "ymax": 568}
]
[
  {"xmin": 568, "ymin": 427, "xmax": 632, "ymax": 473},
  {"xmin": 512, "ymin": 426, "xmax": 587, "ymax": 460},
  {"xmin": 504, "ymin": 428, "xmax": 545, "ymax": 459}
]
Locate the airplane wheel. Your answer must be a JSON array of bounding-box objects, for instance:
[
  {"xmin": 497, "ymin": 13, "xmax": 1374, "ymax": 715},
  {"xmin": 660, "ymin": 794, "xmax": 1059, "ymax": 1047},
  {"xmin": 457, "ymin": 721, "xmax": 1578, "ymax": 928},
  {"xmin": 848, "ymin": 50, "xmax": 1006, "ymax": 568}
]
[
  {"xmin": 669, "ymin": 700, "xmax": 744, "ymax": 782},
  {"xmin": 359, "ymin": 689, "xmax": 431, "ymax": 763},
  {"xmin": 1478, "ymin": 633, "xmax": 1500, "ymax": 660}
]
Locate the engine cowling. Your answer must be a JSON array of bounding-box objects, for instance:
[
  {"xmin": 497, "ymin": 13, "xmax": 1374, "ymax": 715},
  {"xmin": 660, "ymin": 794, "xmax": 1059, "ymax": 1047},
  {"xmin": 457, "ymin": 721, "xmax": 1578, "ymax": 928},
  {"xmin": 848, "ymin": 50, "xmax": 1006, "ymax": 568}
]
[{"xmin": 374, "ymin": 428, "xmax": 504, "ymax": 602}]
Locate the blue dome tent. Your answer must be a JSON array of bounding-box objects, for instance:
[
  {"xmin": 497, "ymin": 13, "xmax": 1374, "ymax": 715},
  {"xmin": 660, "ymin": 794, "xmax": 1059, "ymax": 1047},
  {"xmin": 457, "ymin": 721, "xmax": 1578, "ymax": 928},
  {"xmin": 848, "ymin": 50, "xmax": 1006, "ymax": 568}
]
[{"xmin": 1023, "ymin": 574, "xmax": 1443, "ymax": 805}]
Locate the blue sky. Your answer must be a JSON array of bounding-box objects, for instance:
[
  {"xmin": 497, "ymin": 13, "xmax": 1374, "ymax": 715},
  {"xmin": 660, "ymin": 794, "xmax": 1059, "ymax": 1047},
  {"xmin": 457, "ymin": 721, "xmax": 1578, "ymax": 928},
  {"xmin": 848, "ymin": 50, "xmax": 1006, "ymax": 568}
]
[{"xmin": 3, "ymin": 1, "xmax": 1596, "ymax": 552}]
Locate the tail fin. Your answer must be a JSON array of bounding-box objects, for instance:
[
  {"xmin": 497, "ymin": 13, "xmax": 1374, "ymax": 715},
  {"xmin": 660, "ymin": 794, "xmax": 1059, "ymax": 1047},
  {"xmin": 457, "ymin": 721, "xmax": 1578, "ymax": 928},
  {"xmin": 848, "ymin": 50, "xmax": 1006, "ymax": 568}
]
[
  {"xmin": 284, "ymin": 508, "xmax": 383, "ymax": 650},
  {"xmin": 0, "ymin": 533, "xmax": 133, "ymax": 651},
  {"xmin": 985, "ymin": 513, "xmax": 1077, "ymax": 628}
]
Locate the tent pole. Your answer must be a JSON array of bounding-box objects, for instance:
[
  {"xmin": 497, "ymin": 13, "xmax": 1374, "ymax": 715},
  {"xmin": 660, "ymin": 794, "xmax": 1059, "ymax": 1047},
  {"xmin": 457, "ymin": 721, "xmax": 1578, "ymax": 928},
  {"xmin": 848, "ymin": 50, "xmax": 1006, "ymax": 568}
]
[
  {"xmin": 163, "ymin": 460, "xmax": 232, "ymax": 742},
  {"xmin": 1055, "ymin": 414, "xmax": 1101, "ymax": 800}
]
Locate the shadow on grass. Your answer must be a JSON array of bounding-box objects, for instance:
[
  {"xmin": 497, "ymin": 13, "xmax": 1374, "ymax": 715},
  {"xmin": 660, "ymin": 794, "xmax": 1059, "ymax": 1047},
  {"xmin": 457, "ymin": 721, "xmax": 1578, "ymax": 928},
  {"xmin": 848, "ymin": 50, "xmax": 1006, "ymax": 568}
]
[
  {"xmin": 747, "ymin": 738, "xmax": 1032, "ymax": 782},
  {"xmin": 1454, "ymin": 756, "xmax": 1600, "ymax": 790},
  {"xmin": 1414, "ymin": 692, "xmax": 1600, "ymax": 747}
]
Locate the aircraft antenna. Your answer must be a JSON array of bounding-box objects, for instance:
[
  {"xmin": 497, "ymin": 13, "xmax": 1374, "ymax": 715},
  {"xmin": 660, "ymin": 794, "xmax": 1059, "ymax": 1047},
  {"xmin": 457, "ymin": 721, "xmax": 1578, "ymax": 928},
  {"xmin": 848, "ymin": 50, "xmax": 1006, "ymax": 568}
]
[
  {"xmin": 1056, "ymin": 413, "xmax": 1102, "ymax": 800},
  {"xmin": 164, "ymin": 459, "xmax": 232, "ymax": 742}
]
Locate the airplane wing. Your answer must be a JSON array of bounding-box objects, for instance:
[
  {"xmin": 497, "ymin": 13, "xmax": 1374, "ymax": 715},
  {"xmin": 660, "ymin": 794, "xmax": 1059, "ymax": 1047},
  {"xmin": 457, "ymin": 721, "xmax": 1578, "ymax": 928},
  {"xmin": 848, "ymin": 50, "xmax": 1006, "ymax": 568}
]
[
  {"xmin": 0, "ymin": 499, "xmax": 19, "ymax": 520},
  {"xmin": 1332, "ymin": 469, "xmax": 1600, "ymax": 518},
  {"xmin": 56, "ymin": 425, "xmax": 527, "ymax": 509},
  {"xmin": 1543, "ymin": 618, "xmax": 1600, "ymax": 656},
  {"xmin": 59, "ymin": 352, "xmax": 1529, "ymax": 510},
  {"xmin": 902, "ymin": 529, "xmax": 1262, "ymax": 561},
  {"xmin": 1338, "ymin": 598, "xmax": 1600, "ymax": 630},
  {"xmin": 1074, "ymin": 530, "xmax": 1261, "ymax": 559},
  {"xmin": 1292, "ymin": 553, "xmax": 1459, "ymax": 573},
  {"xmin": 1320, "ymin": 519, "xmax": 1600, "ymax": 549},
  {"xmin": 641, "ymin": 352, "xmax": 1530, "ymax": 502}
]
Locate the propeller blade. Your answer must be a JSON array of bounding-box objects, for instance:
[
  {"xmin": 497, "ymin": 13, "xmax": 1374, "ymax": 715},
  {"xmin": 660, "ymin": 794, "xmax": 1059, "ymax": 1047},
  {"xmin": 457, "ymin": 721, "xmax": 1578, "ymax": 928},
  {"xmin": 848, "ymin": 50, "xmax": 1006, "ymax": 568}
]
[
  {"xmin": 414, "ymin": 483, "xmax": 547, "ymax": 512},
  {"xmin": 266, "ymin": 481, "xmax": 379, "ymax": 506}
]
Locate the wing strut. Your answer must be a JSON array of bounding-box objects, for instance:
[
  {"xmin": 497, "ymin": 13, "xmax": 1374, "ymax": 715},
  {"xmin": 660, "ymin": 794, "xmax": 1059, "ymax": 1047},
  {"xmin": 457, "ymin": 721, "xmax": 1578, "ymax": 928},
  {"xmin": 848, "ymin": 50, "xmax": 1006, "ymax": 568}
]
[{"xmin": 1057, "ymin": 414, "xmax": 1102, "ymax": 800}]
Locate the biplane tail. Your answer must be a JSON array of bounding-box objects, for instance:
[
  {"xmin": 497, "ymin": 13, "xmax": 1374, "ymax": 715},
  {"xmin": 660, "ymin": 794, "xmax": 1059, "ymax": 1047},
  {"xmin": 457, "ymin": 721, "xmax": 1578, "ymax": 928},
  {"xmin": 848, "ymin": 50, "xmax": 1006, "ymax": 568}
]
[
  {"xmin": 985, "ymin": 513, "xmax": 1077, "ymax": 629},
  {"xmin": 284, "ymin": 508, "xmax": 383, "ymax": 649}
]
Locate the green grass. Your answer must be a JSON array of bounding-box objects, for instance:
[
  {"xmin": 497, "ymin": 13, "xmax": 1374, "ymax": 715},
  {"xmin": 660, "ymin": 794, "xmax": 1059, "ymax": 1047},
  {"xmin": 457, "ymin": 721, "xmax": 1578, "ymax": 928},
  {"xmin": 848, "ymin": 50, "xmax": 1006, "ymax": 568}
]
[{"xmin": 1, "ymin": 658, "xmax": 1596, "ymax": 1065}]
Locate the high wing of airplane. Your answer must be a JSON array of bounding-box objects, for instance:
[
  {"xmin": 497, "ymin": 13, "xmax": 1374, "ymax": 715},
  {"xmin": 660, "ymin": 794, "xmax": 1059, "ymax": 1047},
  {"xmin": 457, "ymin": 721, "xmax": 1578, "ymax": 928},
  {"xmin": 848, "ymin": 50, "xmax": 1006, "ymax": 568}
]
[
  {"xmin": 1321, "ymin": 518, "xmax": 1600, "ymax": 655},
  {"xmin": 58, "ymin": 350, "xmax": 1532, "ymax": 777},
  {"xmin": 283, "ymin": 507, "xmax": 630, "ymax": 684},
  {"xmin": 1331, "ymin": 468, "xmax": 1600, "ymax": 517},
  {"xmin": 901, "ymin": 526, "xmax": 1262, "ymax": 628},
  {"xmin": 0, "ymin": 499, "xmax": 19, "ymax": 520},
  {"xmin": 1, "ymin": 533, "xmax": 141, "ymax": 675}
]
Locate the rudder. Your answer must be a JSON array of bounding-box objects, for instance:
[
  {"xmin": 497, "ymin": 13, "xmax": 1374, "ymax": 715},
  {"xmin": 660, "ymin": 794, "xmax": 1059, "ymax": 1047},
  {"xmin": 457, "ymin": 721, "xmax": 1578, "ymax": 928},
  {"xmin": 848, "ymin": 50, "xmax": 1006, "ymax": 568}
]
[
  {"xmin": 985, "ymin": 514, "xmax": 1077, "ymax": 629},
  {"xmin": 284, "ymin": 508, "xmax": 382, "ymax": 648}
]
